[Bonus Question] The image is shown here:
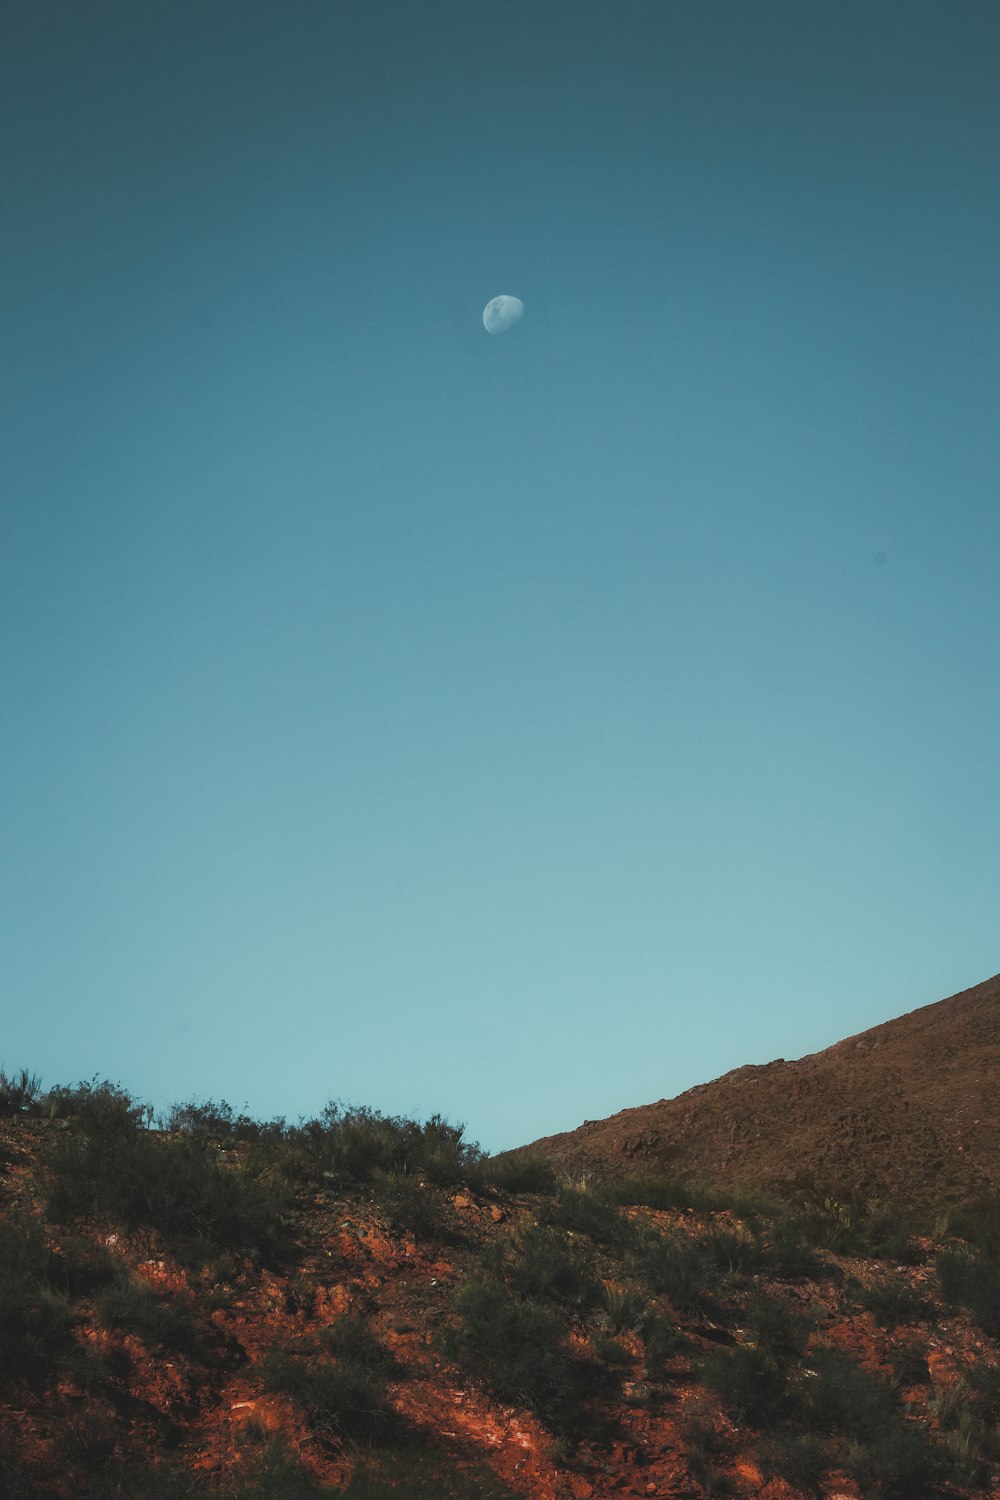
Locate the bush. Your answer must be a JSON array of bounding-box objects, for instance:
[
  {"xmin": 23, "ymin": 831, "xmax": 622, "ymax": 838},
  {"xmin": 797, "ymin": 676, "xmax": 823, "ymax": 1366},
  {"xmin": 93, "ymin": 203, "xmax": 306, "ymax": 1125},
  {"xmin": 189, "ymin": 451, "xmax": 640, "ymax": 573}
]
[
  {"xmin": 0, "ymin": 1215, "xmax": 77, "ymax": 1388},
  {"xmin": 505, "ymin": 1223, "xmax": 597, "ymax": 1307},
  {"xmin": 319, "ymin": 1315, "xmax": 399, "ymax": 1380},
  {"xmin": 340, "ymin": 1449, "xmax": 519, "ymax": 1498},
  {"xmin": 761, "ymin": 1211, "xmax": 825, "ymax": 1280},
  {"xmin": 441, "ymin": 1277, "xmax": 615, "ymax": 1435},
  {"xmin": 629, "ymin": 1224, "xmax": 759, "ymax": 1312},
  {"xmin": 937, "ymin": 1246, "xmax": 1000, "ymax": 1332},
  {"xmin": 799, "ymin": 1347, "xmax": 899, "ymax": 1444},
  {"xmin": 597, "ymin": 1280, "xmax": 646, "ymax": 1332},
  {"xmin": 546, "ymin": 1185, "xmax": 635, "ymax": 1248},
  {"xmin": 699, "ymin": 1342, "xmax": 794, "ymax": 1427},
  {"xmin": 743, "ymin": 1292, "xmax": 811, "ymax": 1357},
  {"xmin": 165, "ymin": 1099, "xmax": 285, "ymax": 1145},
  {"xmin": 943, "ymin": 1195, "xmax": 1000, "ymax": 1252},
  {"xmin": 0, "ymin": 1069, "xmax": 41, "ymax": 1117},
  {"xmin": 370, "ymin": 1170, "xmax": 447, "ymax": 1241},
  {"xmin": 258, "ymin": 1341, "xmax": 400, "ymax": 1446},
  {"xmin": 842, "ymin": 1425, "xmax": 938, "ymax": 1498},
  {"xmin": 282, "ymin": 1105, "xmax": 483, "ymax": 1188},
  {"xmin": 639, "ymin": 1309, "xmax": 686, "ymax": 1377},
  {"xmin": 94, "ymin": 1275, "xmax": 198, "ymax": 1353},
  {"xmin": 45, "ymin": 1112, "xmax": 289, "ymax": 1263},
  {"xmin": 44, "ymin": 1078, "xmax": 150, "ymax": 1131},
  {"xmin": 846, "ymin": 1271, "xmax": 928, "ymax": 1328},
  {"xmin": 757, "ymin": 1430, "xmax": 826, "ymax": 1495},
  {"xmin": 481, "ymin": 1153, "xmax": 556, "ymax": 1195}
]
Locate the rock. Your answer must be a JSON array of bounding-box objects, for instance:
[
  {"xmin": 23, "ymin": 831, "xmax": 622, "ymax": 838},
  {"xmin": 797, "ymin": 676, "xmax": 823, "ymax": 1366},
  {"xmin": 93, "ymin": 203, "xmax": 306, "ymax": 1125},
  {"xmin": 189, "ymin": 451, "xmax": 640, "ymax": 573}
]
[{"xmin": 453, "ymin": 1193, "xmax": 473, "ymax": 1210}]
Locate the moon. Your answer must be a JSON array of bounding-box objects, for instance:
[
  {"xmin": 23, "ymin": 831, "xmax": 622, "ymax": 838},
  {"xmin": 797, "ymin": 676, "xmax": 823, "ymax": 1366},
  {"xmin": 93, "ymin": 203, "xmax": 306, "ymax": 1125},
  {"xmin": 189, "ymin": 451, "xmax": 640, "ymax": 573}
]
[{"xmin": 483, "ymin": 294, "xmax": 524, "ymax": 335}]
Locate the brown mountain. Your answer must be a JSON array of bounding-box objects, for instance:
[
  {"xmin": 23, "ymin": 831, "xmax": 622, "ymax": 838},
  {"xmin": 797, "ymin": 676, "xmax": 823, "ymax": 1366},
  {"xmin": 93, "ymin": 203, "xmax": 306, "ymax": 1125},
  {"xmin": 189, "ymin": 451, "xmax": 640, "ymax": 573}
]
[{"xmin": 523, "ymin": 971, "xmax": 1000, "ymax": 1207}]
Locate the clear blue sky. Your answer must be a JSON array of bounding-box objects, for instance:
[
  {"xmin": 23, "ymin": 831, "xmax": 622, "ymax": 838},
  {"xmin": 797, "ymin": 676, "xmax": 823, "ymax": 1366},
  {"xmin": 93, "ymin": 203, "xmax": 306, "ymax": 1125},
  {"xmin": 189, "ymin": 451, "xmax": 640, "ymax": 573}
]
[{"xmin": 2, "ymin": 1, "xmax": 997, "ymax": 1152}]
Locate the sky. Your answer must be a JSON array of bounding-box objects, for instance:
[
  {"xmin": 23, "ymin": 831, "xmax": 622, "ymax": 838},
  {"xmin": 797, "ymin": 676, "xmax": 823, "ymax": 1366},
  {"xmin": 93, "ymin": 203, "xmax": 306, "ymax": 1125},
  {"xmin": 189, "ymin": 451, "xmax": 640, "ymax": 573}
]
[{"xmin": 2, "ymin": 1, "xmax": 998, "ymax": 1153}]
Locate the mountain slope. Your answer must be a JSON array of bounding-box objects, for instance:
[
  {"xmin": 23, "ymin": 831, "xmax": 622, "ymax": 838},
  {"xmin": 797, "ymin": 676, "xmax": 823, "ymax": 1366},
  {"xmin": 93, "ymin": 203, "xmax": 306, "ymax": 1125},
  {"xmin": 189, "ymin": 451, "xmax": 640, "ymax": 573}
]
[{"xmin": 523, "ymin": 973, "xmax": 1000, "ymax": 1205}]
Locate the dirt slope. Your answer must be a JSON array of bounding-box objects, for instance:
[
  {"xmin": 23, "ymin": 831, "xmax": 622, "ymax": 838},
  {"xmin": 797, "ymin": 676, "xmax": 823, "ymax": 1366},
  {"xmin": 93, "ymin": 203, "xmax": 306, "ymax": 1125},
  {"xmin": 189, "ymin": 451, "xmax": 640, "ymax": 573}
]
[{"xmin": 523, "ymin": 973, "xmax": 1000, "ymax": 1205}]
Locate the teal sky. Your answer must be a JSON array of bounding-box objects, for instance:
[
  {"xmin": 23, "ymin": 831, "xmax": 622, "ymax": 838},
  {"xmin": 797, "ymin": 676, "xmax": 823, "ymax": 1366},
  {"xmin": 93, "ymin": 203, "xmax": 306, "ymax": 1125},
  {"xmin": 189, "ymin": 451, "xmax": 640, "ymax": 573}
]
[{"xmin": 2, "ymin": 1, "xmax": 998, "ymax": 1152}]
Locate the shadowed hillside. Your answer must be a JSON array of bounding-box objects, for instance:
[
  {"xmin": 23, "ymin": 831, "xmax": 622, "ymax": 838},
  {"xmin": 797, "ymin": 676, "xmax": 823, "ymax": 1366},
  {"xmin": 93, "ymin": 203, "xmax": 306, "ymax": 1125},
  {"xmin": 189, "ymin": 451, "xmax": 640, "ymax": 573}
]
[{"xmin": 521, "ymin": 973, "xmax": 1000, "ymax": 1207}]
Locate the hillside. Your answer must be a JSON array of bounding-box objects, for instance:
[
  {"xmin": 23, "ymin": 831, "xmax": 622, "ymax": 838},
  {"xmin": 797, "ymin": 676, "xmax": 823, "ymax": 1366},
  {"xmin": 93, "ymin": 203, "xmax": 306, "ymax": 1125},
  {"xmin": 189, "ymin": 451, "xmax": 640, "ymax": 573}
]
[
  {"xmin": 3, "ymin": 1068, "xmax": 1000, "ymax": 1498},
  {"xmin": 522, "ymin": 973, "xmax": 1000, "ymax": 1207}
]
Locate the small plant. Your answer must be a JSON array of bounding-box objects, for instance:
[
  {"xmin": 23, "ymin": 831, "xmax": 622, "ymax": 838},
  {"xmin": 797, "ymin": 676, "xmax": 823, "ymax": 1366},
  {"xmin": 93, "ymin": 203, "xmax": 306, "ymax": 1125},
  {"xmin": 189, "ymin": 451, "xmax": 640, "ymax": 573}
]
[
  {"xmin": 597, "ymin": 1280, "xmax": 645, "ymax": 1331},
  {"xmin": 258, "ymin": 1340, "xmax": 400, "ymax": 1446},
  {"xmin": 757, "ymin": 1430, "xmax": 826, "ymax": 1495},
  {"xmin": 841, "ymin": 1424, "xmax": 938, "ymax": 1498},
  {"xmin": 629, "ymin": 1227, "xmax": 731, "ymax": 1313},
  {"xmin": 0, "ymin": 1214, "xmax": 78, "ymax": 1388},
  {"xmin": 505, "ymin": 1222, "xmax": 597, "ymax": 1307},
  {"xmin": 638, "ymin": 1309, "xmax": 686, "ymax": 1376},
  {"xmin": 441, "ymin": 1277, "xmax": 615, "ymax": 1436},
  {"xmin": 482, "ymin": 1153, "xmax": 557, "ymax": 1194},
  {"xmin": 743, "ymin": 1291, "xmax": 811, "ymax": 1356},
  {"xmin": 94, "ymin": 1275, "xmax": 199, "ymax": 1353},
  {"xmin": 799, "ymin": 1346, "xmax": 900, "ymax": 1444},
  {"xmin": 546, "ymin": 1184, "xmax": 635, "ymax": 1248},
  {"xmin": 0, "ymin": 1069, "xmax": 41, "ymax": 1116},
  {"xmin": 699, "ymin": 1342, "xmax": 794, "ymax": 1427},
  {"xmin": 319, "ymin": 1314, "xmax": 399, "ymax": 1380},
  {"xmin": 339, "ymin": 1449, "xmax": 520, "ymax": 1499},
  {"xmin": 680, "ymin": 1405, "xmax": 733, "ymax": 1497},
  {"xmin": 592, "ymin": 1333, "xmax": 631, "ymax": 1365},
  {"xmin": 370, "ymin": 1170, "xmax": 447, "ymax": 1241},
  {"xmin": 936, "ymin": 1246, "xmax": 1000, "ymax": 1332},
  {"xmin": 846, "ymin": 1271, "xmax": 928, "ymax": 1328}
]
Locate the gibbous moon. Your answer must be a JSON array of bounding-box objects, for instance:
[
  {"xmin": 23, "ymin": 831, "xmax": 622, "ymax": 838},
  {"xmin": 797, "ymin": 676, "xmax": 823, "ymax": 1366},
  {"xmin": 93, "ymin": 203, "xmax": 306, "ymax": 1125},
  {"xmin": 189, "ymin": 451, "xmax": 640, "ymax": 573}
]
[{"xmin": 483, "ymin": 294, "xmax": 524, "ymax": 335}]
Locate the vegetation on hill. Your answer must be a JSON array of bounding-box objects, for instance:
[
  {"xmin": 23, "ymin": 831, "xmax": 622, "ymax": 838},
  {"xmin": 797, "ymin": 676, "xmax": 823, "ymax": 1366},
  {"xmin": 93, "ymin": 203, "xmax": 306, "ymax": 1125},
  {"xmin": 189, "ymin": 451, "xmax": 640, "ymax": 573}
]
[{"xmin": 1, "ymin": 1066, "xmax": 1000, "ymax": 1498}]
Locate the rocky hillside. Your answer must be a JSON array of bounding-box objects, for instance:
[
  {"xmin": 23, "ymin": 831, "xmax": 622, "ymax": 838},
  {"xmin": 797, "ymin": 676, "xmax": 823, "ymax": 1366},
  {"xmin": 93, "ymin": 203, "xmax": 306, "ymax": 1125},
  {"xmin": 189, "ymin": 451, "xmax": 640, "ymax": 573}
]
[
  {"xmin": 3, "ymin": 1068, "xmax": 1000, "ymax": 1498},
  {"xmin": 522, "ymin": 973, "xmax": 1000, "ymax": 1207}
]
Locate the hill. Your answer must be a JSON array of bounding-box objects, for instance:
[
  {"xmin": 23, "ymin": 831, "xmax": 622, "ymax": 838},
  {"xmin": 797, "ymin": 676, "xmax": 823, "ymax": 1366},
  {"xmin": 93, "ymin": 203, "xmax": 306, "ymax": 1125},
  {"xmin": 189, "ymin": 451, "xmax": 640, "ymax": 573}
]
[
  {"xmin": 2, "ymin": 1043, "xmax": 1000, "ymax": 1498},
  {"xmin": 521, "ymin": 973, "xmax": 1000, "ymax": 1208}
]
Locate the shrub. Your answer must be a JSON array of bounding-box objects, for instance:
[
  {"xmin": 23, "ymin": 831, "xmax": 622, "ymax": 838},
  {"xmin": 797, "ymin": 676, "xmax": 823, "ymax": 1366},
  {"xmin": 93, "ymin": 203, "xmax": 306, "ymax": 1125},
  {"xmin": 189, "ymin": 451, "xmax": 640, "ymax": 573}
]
[
  {"xmin": 799, "ymin": 1347, "xmax": 899, "ymax": 1444},
  {"xmin": 0, "ymin": 1069, "xmax": 41, "ymax": 1117},
  {"xmin": 841, "ymin": 1425, "xmax": 938, "ymax": 1498},
  {"xmin": 846, "ymin": 1271, "xmax": 928, "ymax": 1328},
  {"xmin": 505, "ymin": 1223, "xmax": 597, "ymax": 1307},
  {"xmin": 757, "ymin": 1430, "xmax": 826, "ymax": 1495},
  {"xmin": 743, "ymin": 1292, "xmax": 811, "ymax": 1356},
  {"xmin": 546, "ymin": 1185, "xmax": 635, "ymax": 1248},
  {"xmin": 165, "ymin": 1099, "xmax": 285, "ymax": 1145},
  {"xmin": 629, "ymin": 1225, "xmax": 758, "ymax": 1312},
  {"xmin": 597, "ymin": 1280, "xmax": 646, "ymax": 1332},
  {"xmin": 481, "ymin": 1153, "xmax": 557, "ymax": 1194},
  {"xmin": 0, "ymin": 1215, "xmax": 77, "ymax": 1388},
  {"xmin": 340, "ymin": 1449, "xmax": 519, "ymax": 1499},
  {"xmin": 761, "ymin": 1211, "xmax": 825, "ymax": 1280},
  {"xmin": 283, "ymin": 1105, "xmax": 482, "ymax": 1188},
  {"xmin": 937, "ymin": 1246, "xmax": 1000, "ymax": 1332},
  {"xmin": 319, "ymin": 1315, "xmax": 398, "ymax": 1380},
  {"xmin": 442, "ymin": 1277, "xmax": 615, "ymax": 1435},
  {"xmin": 44, "ymin": 1078, "xmax": 150, "ymax": 1131},
  {"xmin": 943, "ymin": 1194, "xmax": 1000, "ymax": 1252},
  {"xmin": 45, "ymin": 1116, "xmax": 289, "ymax": 1263},
  {"xmin": 370, "ymin": 1170, "xmax": 447, "ymax": 1241},
  {"xmin": 592, "ymin": 1334, "xmax": 631, "ymax": 1366},
  {"xmin": 699, "ymin": 1343, "xmax": 794, "ymax": 1427},
  {"xmin": 639, "ymin": 1309, "xmax": 686, "ymax": 1377},
  {"xmin": 258, "ymin": 1341, "xmax": 400, "ymax": 1446},
  {"xmin": 94, "ymin": 1276, "xmax": 198, "ymax": 1353}
]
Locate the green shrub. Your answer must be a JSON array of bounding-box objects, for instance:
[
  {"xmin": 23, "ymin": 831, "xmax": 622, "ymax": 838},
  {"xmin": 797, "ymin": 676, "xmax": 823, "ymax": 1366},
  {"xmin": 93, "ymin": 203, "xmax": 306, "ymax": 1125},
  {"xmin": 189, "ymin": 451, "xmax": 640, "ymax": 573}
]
[
  {"xmin": 505, "ymin": 1223, "xmax": 597, "ymax": 1307},
  {"xmin": 597, "ymin": 1280, "xmax": 646, "ymax": 1332},
  {"xmin": 481, "ymin": 1153, "xmax": 556, "ymax": 1194},
  {"xmin": 846, "ymin": 1272, "xmax": 928, "ymax": 1328},
  {"xmin": 639, "ymin": 1309, "xmax": 686, "ymax": 1377},
  {"xmin": 370, "ymin": 1170, "xmax": 447, "ymax": 1241},
  {"xmin": 283, "ymin": 1105, "xmax": 482, "ymax": 1188},
  {"xmin": 937, "ymin": 1246, "xmax": 1000, "ymax": 1332},
  {"xmin": 761, "ymin": 1211, "xmax": 825, "ymax": 1280},
  {"xmin": 258, "ymin": 1342, "xmax": 400, "ymax": 1446},
  {"xmin": 442, "ymin": 1277, "xmax": 615, "ymax": 1435},
  {"xmin": 94, "ymin": 1276, "xmax": 198, "ymax": 1353},
  {"xmin": 546, "ymin": 1185, "xmax": 635, "ymax": 1248},
  {"xmin": 165, "ymin": 1099, "xmax": 285, "ymax": 1145},
  {"xmin": 0, "ymin": 1069, "xmax": 41, "ymax": 1117},
  {"xmin": 629, "ymin": 1225, "xmax": 757, "ymax": 1312},
  {"xmin": 943, "ymin": 1194, "xmax": 1000, "ymax": 1252},
  {"xmin": 699, "ymin": 1342, "xmax": 794, "ymax": 1427},
  {"xmin": 841, "ymin": 1425, "xmax": 938, "ymax": 1498},
  {"xmin": 757, "ymin": 1430, "xmax": 826, "ymax": 1495},
  {"xmin": 319, "ymin": 1315, "xmax": 398, "ymax": 1379},
  {"xmin": 800, "ymin": 1347, "xmax": 899, "ymax": 1444},
  {"xmin": 743, "ymin": 1292, "xmax": 811, "ymax": 1356},
  {"xmin": 45, "ymin": 1117, "xmax": 289, "ymax": 1263},
  {"xmin": 44, "ymin": 1078, "xmax": 150, "ymax": 1131},
  {"xmin": 0, "ymin": 1214, "xmax": 77, "ymax": 1387},
  {"xmin": 592, "ymin": 1334, "xmax": 631, "ymax": 1365}
]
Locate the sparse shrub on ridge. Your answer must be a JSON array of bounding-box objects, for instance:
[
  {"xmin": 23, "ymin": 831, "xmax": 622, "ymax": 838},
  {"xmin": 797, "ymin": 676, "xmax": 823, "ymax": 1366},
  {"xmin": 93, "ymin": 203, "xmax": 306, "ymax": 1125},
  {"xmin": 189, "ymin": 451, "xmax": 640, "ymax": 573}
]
[
  {"xmin": 43, "ymin": 1085, "xmax": 289, "ymax": 1264},
  {"xmin": 699, "ymin": 1342, "xmax": 795, "ymax": 1428},
  {"xmin": 504, "ymin": 1221, "xmax": 598, "ymax": 1307},
  {"xmin": 258, "ymin": 1338, "xmax": 401, "ymax": 1446},
  {"xmin": 370, "ymin": 1169, "xmax": 449, "ymax": 1241},
  {"xmin": 0, "ymin": 1068, "xmax": 41, "ymax": 1116},
  {"xmin": 743, "ymin": 1291, "xmax": 812, "ymax": 1356},
  {"xmin": 481, "ymin": 1152, "xmax": 557, "ymax": 1194},
  {"xmin": 546, "ymin": 1183, "xmax": 635, "ymax": 1248},
  {"xmin": 164, "ymin": 1098, "xmax": 285, "ymax": 1144},
  {"xmin": 280, "ymin": 1104, "xmax": 483, "ymax": 1188}
]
